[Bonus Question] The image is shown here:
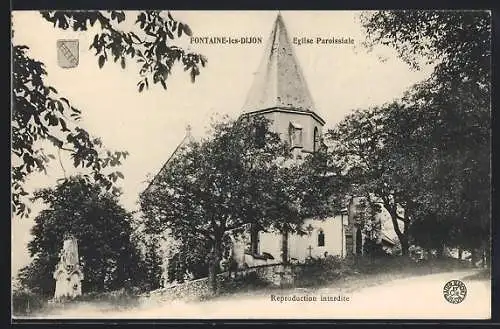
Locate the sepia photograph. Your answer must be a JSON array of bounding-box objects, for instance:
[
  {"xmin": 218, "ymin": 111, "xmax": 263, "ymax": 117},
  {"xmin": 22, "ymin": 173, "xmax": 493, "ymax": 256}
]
[{"xmin": 11, "ymin": 10, "xmax": 491, "ymax": 320}]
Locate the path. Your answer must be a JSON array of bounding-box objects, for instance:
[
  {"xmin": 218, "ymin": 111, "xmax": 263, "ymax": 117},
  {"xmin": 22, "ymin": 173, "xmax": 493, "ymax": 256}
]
[{"xmin": 31, "ymin": 269, "xmax": 491, "ymax": 320}]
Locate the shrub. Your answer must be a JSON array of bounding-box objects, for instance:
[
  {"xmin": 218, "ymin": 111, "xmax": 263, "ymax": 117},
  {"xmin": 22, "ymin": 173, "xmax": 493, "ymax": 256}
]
[
  {"xmin": 296, "ymin": 256, "xmax": 344, "ymax": 287},
  {"xmin": 67, "ymin": 288, "xmax": 141, "ymax": 310},
  {"xmin": 219, "ymin": 271, "xmax": 271, "ymax": 294},
  {"xmin": 12, "ymin": 289, "xmax": 47, "ymax": 316}
]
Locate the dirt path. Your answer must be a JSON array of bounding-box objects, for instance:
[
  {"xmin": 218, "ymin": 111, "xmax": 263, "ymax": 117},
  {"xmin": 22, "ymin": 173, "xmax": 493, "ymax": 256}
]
[{"xmin": 29, "ymin": 269, "xmax": 490, "ymax": 320}]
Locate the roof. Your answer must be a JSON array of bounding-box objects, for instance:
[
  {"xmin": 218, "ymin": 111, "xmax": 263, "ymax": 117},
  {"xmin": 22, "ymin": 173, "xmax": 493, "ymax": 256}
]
[
  {"xmin": 241, "ymin": 13, "xmax": 319, "ymax": 117},
  {"xmin": 144, "ymin": 126, "xmax": 194, "ymax": 194}
]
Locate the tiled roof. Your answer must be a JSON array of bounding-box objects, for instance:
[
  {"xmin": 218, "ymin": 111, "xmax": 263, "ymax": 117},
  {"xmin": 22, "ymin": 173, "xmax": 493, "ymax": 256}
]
[{"xmin": 241, "ymin": 13, "xmax": 317, "ymax": 115}]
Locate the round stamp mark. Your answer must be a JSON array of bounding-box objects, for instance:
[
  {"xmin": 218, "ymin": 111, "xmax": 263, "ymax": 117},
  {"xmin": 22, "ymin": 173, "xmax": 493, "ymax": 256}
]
[{"xmin": 443, "ymin": 279, "xmax": 467, "ymax": 304}]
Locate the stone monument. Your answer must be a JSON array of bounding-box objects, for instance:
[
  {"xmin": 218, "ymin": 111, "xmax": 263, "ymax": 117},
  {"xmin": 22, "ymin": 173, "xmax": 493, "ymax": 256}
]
[{"xmin": 53, "ymin": 234, "xmax": 84, "ymax": 300}]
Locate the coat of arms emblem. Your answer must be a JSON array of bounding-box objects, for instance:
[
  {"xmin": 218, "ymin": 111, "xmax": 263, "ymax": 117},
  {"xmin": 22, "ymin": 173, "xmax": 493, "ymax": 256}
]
[{"xmin": 56, "ymin": 39, "xmax": 79, "ymax": 68}]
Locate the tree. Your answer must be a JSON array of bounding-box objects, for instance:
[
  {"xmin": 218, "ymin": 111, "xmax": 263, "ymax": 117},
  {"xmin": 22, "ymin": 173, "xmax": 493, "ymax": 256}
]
[
  {"xmin": 266, "ymin": 148, "xmax": 346, "ymax": 263},
  {"xmin": 12, "ymin": 45, "xmax": 128, "ymax": 218},
  {"xmin": 19, "ymin": 176, "xmax": 143, "ymax": 295},
  {"xmin": 140, "ymin": 115, "xmax": 342, "ymax": 292},
  {"xmin": 141, "ymin": 237, "xmax": 164, "ymax": 291},
  {"xmin": 329, "ymin": 104, "xmax": 418, "ymax": 255},
  {"xmin": 330, "ymin": 11, "xmax": 491, "ymax": 257},
  {"xmin": 166, "ymin": 237, "xmax": 212, "ymax": 283},
  {"xmin": 361, "ymin": 11, "xmax": 491, "ymax": 258},
  {"xmin": 140, "ymin": 116, "xmax": 287, "ymax": 293},
  {"xmin": 12, "ymin": 10, "xmax": 207, "ymax": 217}
]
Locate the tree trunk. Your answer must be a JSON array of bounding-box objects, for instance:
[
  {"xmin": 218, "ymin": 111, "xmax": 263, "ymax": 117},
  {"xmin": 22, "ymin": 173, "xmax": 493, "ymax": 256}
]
[
  {"xmin": 436, "ymin": 243, "xmax": 446, "ymax": 259},
  {"xmin": 281, "ymin": 229, "xmax": 289, "ymax": 264},
  {"xmin": 208, "ymin": 238, "xmax": 222, "ymax": 295},
  {"xmin": 400, "ymin": 236, "xmax": 409, "ymax": 257},
  {"xmin": 458, "ymin": 247, "xmax": 463, "ymax": 260},
  {"xmin": 471, "ymin": 248, "xmax": 478, "ymax": 267},
  {"xmin": 387, "ymin": 204, "xmax": 409, "ymax": 257}
]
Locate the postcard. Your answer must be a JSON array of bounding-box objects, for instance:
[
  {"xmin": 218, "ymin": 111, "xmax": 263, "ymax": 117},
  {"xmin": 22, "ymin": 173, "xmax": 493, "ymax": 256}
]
[{"xmin": 11, "ymin": 10, "xmax": 491, "ymax": 320}]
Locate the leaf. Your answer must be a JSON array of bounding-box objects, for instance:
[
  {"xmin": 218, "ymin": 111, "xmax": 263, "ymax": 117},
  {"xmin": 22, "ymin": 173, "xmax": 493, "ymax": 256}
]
[
  {"xmin": 182, "ymin": 24, "xmax": 192, "ymax": 37},
  {"xmin": 166, "ymin": 29, "xmax": 174, "ymax": 39},
  {"xmin": 139, "ymin": 82, "xmax": 144, "ymax": 92},
  {"xmin": 60, "ymin": 97, "xmax": 71, "ymax": 107},
  {"xmin": 200, "ymin": 56, "xmax": 207, "ymax": 67},
  {"xmin": 130, "ymin": 31, "xmax": 141, "ymax": 42},
  {"xmin": 121, "ymin": 57, "xmax": 126, "ymax": 69},
  {"xmin": 116, "ymin": 171, "xmax": 124, "ymax": 179},
  {"xmin": 177, "ymin": 23, "xmax": 183, "ymax": 38},
  {"xmin": 117, "ymin": 11, "xmax": 126, "ymax": 23},
  {"xmin": 98, "ymin": 55, "xmax": 105, "ymax": 68},
  {"xmin": 59, "ymin": 118, "xmax": 70, "ymax": 132},
  {"xmin": 160, "ymin": 79, "xmax": 167, "ymax": 90}
]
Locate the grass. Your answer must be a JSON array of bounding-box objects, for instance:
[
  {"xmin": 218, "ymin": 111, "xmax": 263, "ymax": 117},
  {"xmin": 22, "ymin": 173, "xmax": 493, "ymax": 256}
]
[
  {"xmin": 460, "ymin": 268, "xmax": 490, "ymax": 281},
  {"xmin": 13, "ymin": 288, "xmax": 142, "ymax": 318},
  {"xmin": 205, "ymin": 255, "xmax": 481, "ymax": 301},
  {"xmin": 14, "ymin": 256, "xmax": 484, "ymax": 316}
]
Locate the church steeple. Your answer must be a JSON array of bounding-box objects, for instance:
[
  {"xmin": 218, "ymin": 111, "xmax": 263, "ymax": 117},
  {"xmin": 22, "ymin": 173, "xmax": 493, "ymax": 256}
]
[{"xmin": 242, "ymin": 13, "xmax": 320, "ymax": 119}]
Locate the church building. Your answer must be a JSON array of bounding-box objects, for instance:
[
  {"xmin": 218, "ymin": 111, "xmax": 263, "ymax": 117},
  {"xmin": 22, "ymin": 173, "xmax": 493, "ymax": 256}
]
[
  {"xmin": 145, "ymin": 13, "xmax": 402, "ymax": 282},
  {"xmin": 229, "ymin": 13, "xmax": 346, "ymax": 266}
]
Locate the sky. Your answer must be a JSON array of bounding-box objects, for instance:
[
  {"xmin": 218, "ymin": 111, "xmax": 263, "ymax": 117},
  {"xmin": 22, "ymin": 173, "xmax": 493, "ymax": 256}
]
[{"xmin": 11, "ymin": 10, "xmax": 434, "ymax": 277}]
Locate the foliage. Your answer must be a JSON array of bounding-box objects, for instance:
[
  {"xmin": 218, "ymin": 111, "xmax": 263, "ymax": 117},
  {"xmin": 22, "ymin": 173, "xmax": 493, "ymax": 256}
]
[
  {"xmin": 141, "ymin": 237, "xmax": 164, "ymax": 291},
  {"xmin": 13, "ymin": 10, "xmax": 206, "ymax": 218},
  {"xmin": 40, "ymin": 10, "xmax": 207, "ymax": 89},
  {"xmin": 360, "ymin": 10, "xmax": 491, "ymax": 86},
  {"xmin": 327, "ymin": 104, "xmax": 413, "ymax": 254},
  {"xmin": 12, "ymin": 45, "xmax": 127, "ymax": 217},
  {"xmin": 140, "ymin": 115, "xmax": 344, "ymax": 292},
  {"xmin": 12, "ymin": 289, "xmax": 47, "ymax": 316},
  {"xmin": 328, "ymin": 11, "xmax": 491, "ymax": 256},
  {"xmin": 17, "ymin": 256, "xmax": 56, "ymax": 297},
  {"xmin": 69, "ymin": 288, "xmax": 141, "ymax": 310},
  {"xmin": 19, "ymin": 176, "xmax": 143, "ymax": 295},
  {"xmin": 296, "ymin": 255, "xmax": 344, "ymax": 287},
  {"xmin": 218, "ymin": 271, "xmax": 271, "ymax": 294},
  {"xmin": 140, "ymin": 116, "xmax": 288, "ymax": 292},
  {"xmin": 166, "ymin": 237, "xmax": 211, "ymax": 283}
]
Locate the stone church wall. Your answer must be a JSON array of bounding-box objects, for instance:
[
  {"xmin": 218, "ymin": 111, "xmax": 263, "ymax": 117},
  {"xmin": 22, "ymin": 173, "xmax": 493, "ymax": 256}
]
[
  {"xmin": 146, "ymin": 264, "xmax": 304, "ymax": 301},
  {"xmin": 261, "ymin": 111, "xmax": 323, "ymax": 153}
]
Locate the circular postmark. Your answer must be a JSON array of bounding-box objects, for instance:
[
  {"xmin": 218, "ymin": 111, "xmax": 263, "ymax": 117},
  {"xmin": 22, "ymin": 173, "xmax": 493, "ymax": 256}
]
[{"xmin": 443, "ymin": 280, "xmax": 467, "ymax": 304}]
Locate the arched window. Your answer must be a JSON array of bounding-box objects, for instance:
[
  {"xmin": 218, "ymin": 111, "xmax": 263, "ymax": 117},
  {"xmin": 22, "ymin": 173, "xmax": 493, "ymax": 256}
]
[
  {"xmin": 318, "ymin": 229, "xmax": 325, "ymax": 247},
  {"xmin": 313, "ymin": 127, "xmax": 320, "ymax": 152},
  {"xmin": 289, "ymin": 122, "xmax": 303, "ymax": 149}
]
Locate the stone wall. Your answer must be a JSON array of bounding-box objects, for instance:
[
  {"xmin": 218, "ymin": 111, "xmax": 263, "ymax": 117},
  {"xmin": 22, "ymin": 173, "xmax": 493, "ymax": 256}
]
[
  {"xmin": 146, "ymin": 275, "xmax": 224, "ymax": 301},
  {"xmin": 234, "ymin": 263, "xmax": 299, "ymax": 287},
  {"xmin": 145, "ymin": 263, "xmax": 305, "ymax": 301}
]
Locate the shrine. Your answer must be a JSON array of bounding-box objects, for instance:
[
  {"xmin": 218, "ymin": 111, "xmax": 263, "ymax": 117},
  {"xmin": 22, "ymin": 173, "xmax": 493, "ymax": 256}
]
[{"xmin": 53, "ymin": 234, "xmax": 84, "ymax": 300}]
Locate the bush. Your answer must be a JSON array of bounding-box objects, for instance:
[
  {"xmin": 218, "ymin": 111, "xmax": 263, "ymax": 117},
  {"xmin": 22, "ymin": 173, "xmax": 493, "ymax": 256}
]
[
  {"xmin": 12, "ymin": 290, "xmax": 47, "ymax": 316},
  {"xmin": 419, "ymin": 256, "xmax": 473, "ymax": 271},
  {"xmin": 296, "ymin": 256, "xmax": 344, "ymax": 287},
  {"xmin": 219, "ymin": 271, "xmax": 271, "ymax": 294},
  {"xmin": 70, "ymin": 288, "xmax": 140, "ymax": 309}
]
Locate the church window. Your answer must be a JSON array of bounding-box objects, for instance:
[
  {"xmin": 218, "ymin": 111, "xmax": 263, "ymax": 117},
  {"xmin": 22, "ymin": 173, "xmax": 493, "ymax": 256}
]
[
  {"xmin": 318, "ymin": 229, "xmax": 325, "ymax": 247},
  {"xmin": 313, "ymin": 127, "xmax": 320, "ymax": 152},
  {"xmin": 289, "ymin": 122, "xmax": 303, "ymax": 148}
]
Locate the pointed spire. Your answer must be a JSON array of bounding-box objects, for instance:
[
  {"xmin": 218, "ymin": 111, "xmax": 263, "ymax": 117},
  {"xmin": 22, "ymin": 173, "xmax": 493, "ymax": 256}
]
[{"xmin": 242, "ymin": 13, "xmax": 316, "ymax": 115}]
